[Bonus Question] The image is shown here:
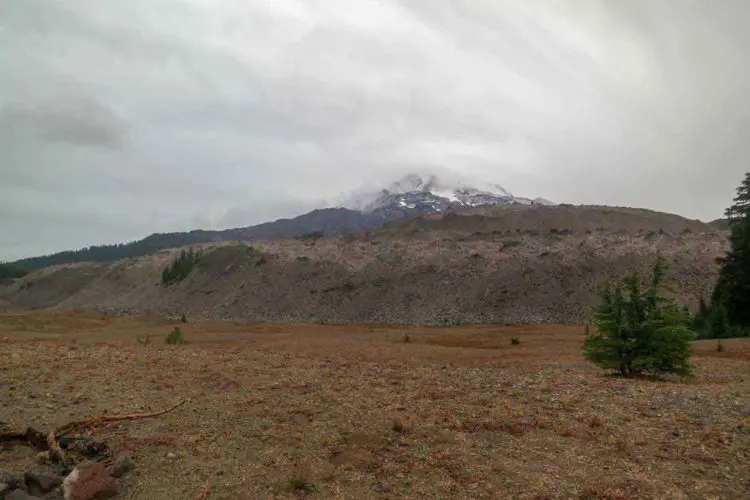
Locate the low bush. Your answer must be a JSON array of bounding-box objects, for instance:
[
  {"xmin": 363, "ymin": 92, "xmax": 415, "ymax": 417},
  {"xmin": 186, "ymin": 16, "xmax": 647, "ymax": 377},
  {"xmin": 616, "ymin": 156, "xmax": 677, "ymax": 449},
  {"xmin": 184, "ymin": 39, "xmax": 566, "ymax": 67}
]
[{"xmin": 165, "ymin": 326, "xmax": 187, "ymax": 345}]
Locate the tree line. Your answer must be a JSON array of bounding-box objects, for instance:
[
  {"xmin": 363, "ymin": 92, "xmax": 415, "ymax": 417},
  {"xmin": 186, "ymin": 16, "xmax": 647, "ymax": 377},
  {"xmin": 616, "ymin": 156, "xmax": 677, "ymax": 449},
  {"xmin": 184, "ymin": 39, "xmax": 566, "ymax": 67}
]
[
  {"xmin": 8, "ymin": 231, "xmax": 218, "ymax": 271},
  {"xmin": 0, "ymin": 263, "xmax": 28, "ymax": 279},
  {"xmin": 692, "ymin": 172, "xmax": 750, "ymax": 338}
]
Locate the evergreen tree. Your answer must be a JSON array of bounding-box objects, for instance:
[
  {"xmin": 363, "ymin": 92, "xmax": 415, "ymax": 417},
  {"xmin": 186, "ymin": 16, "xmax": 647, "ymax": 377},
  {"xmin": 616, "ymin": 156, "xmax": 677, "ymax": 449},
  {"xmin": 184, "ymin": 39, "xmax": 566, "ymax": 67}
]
[
  {"xmin": 161, "ymin": 247, "xmax": 203, "ymax": 285},
  {"xmin": 712, "ymin": 172, "xmax": 750, "ymax": 326},
  {"xmin": 583, "ymin": 254, "xmax": 695, "ymax": 377},
  {"xmin": 705, "ymin": 303, "xmax": 730, "ymax": 339},
  {"xmin": 692, "ymin": 296, "xmax": 710, "ymax": 336},
  {"xmin": 723, "ymin": 172, "xmax": 750, "ymax": 221}
]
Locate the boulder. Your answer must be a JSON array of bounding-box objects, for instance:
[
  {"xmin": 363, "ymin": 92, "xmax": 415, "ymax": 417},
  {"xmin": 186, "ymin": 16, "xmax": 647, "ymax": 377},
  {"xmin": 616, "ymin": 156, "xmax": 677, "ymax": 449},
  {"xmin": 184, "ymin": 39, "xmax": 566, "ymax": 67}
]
[
  {"xmin": 24, "ymin": 473, "xmax": 61, "ymax": 496},
  {"xmin": 106, "ymin": 454, "xmax": 135, "ymax": 479},
  {"xmin": 5, "ymin": 490, "xmax": 44, "ymax": 500},
  {"xmin": 62, "ymin": 462, "xmax": 118, "ymax": 500}
]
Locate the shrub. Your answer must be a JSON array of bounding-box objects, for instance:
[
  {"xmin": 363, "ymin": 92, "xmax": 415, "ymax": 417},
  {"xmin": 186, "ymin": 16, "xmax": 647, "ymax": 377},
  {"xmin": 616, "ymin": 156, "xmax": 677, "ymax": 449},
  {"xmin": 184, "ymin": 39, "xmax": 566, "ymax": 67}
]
[
  {"xmin": 296, "ymin": 231, "xmax": 324, "ymax": 241},
  {"xmin": 403, "ymin": 333, "xmax": 411, "ymax": 343},
  {"xmin": 288, "ymin": 462, "xmax": 316, "ymax": 493},
  {"xmin": 717, "ymin": 341, "xmax": 725, "ymax": 353},
  {"xmin": 583, "ymin": 253, "xmax": 696, "ymax": 377},
  {"xmin": 510, "ymin": 337, "xmax": 520, "ymax": 345},
  {"xmin": 165, "ymin": 326, "xmax": 187, "ymax": 345},
  {"xmin": 162, "ymin": 248, "xmax": 203, "ymax": 285},
  {"xmin": 180, "ymin": 313, "xmax": 188, "ymax": 324}
]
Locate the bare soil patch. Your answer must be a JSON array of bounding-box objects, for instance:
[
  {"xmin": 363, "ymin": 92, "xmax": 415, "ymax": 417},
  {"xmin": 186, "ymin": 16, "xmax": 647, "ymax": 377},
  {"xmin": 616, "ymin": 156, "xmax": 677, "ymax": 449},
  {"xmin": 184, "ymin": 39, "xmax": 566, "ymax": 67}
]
[{"xmin": 1, "ymin": 309, "xmax": 749, "ymax": 499}]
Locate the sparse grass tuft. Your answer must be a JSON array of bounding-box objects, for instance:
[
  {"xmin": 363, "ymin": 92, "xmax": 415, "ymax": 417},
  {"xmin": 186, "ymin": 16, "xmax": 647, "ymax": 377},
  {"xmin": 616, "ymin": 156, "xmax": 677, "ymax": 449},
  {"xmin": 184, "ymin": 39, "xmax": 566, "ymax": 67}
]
[
  {"xmin": 403, "ymin": 333, "xmax": 411, "ymax": 343},
  {"xmin": 392, "ymin": 417, "xmax": 412, "ymax": 434},
  {"xmin": 717, "ymin": 341, "xmax": 725, "ymax": 352},
  {"xmin": 558, "ymin": 426, "xmax": 574, "ymax": 437},
  {"xmin": 589, "ymin": 415, "xmax": 605, "ymax": 428},
  {"xmin": 165, "ymin": 326, "xmax": 187, "ymax": 345},
  {"xmin": 288, "ymin": 462, "xmax": 316, "ymax": 493},
  {"xmin": 511, "ymin": 336, "xmax": 521, "ymax": 345}
]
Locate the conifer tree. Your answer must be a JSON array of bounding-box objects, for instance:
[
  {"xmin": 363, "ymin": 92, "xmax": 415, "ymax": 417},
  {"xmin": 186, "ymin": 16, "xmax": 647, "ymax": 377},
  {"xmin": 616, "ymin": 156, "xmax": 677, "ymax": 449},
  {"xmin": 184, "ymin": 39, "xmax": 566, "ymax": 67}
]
[
  {"xmin": 692, "ymin": 296, "xmax": 710, "ymax": 336},
  {"xmin": 583, "ymin": 254, "xmax": 695, "ymax": 377},
  {"xmin": 712, "ymin": 172, "xmax": 750, "ymax": 326},
  {"xmin": 705, "ymin": 303, "xmax": 731, "ymax": 339}
]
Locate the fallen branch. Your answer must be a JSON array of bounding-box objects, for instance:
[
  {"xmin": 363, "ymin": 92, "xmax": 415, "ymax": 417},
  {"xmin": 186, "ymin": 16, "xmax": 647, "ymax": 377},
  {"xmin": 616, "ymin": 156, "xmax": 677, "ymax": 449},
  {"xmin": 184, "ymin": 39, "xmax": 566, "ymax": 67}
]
[{"xmin": 47, "ymin": 399, "xmax": 189, "ymax": 467}]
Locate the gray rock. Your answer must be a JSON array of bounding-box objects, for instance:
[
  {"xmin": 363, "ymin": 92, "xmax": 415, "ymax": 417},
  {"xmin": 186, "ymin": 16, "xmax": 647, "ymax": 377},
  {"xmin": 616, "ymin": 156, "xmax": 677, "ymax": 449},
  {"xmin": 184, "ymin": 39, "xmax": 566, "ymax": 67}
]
[
  {"xmin": 23, "ymin": 474, "xmax": 61, "ymax": 496},
  {"xmin": 0, "ymin": 471, "xmax": 25, "ymax": 491},
  {"xmin": 6, "ymin": 490, "xmax": 44, "ymax": 500},
  {"xmin": 106, "ymin": 454, "xmax": 135, "ymax": 479},
  {"xmin": 42, "ymin": 490, "xmax": 64, "ymax": 500}
]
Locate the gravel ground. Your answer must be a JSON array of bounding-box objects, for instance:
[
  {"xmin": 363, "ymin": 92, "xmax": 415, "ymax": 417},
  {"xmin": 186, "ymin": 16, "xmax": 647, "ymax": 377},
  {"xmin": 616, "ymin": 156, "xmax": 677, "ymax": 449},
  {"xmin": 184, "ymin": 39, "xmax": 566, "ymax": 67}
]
[{"xmin": 1, "ymin": 309, "xmax": 749, "ymax": 499}]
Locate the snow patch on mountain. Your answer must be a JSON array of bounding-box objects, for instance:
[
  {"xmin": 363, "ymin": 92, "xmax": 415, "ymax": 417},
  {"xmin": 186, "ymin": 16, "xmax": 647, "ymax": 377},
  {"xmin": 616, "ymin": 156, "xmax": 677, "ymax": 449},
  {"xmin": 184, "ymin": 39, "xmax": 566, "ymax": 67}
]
[{"xmin": 343, "ymin": 173, "xmax": 554, "ymax": 213}]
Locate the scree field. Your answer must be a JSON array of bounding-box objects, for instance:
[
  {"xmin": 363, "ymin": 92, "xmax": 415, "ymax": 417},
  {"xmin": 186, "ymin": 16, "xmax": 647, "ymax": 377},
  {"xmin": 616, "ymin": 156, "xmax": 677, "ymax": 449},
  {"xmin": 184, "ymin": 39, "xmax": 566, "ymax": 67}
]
[{"xmin": 1, "ymin": 309, "xmax": 749, "ymax": 499}]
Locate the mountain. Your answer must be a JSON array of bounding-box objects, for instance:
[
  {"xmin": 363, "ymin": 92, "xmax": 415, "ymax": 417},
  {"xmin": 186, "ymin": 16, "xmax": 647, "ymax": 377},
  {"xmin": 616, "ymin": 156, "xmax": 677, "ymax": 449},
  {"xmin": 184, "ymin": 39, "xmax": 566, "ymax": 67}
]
[
  {"xmin": 10, "ymin": 174, "xmax": 551, "ymax": 271},
  {"xmin": 709, "ymin": 218, "xmax": 730, "ymax": 231},
  {"xmin": 1, "ymin": 204, "xmax": 727, "ymax": 325},
  {"xmin": 358, "ymin": 173, "xmax": 553, "ymax": 212}
]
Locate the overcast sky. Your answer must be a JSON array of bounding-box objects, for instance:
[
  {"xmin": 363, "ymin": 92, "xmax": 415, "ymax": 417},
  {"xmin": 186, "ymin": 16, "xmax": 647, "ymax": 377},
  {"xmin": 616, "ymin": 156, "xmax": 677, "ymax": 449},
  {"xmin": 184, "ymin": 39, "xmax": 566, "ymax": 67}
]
[{"xmin": 1, "ymin": 0, "xmax": 749, "ymax": 260}]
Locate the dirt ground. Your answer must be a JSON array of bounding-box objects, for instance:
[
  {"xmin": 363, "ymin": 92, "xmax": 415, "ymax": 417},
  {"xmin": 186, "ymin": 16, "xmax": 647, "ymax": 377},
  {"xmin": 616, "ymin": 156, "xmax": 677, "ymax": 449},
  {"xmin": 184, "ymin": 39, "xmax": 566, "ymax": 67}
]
[{"xmin": 1, "ymin": 308, "xmax": 749, "ymax": 499}]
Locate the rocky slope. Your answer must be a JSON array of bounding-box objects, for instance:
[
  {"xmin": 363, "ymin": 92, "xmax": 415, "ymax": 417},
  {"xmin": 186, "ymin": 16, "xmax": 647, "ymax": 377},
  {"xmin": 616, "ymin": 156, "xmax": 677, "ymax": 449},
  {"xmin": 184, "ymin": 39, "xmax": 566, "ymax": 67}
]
[{"xmin": 1, "ymin": 204, "xmax": 728, "ymax": 325}]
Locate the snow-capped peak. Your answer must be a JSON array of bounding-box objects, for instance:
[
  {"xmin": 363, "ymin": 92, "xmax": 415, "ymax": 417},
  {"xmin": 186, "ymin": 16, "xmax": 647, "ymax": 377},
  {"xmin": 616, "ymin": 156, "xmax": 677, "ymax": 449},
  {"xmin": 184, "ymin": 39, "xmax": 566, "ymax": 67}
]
[
  {"xmin": 337, "ymin": 173, "xmax": 555, "ymax": 214},
  {"xmin": 343, "ymin": 173, "xmax": 552, "ymax": 213},
  {"xmin": 378, "ymin": 173, "xmax": 512, "ymax": 199}
]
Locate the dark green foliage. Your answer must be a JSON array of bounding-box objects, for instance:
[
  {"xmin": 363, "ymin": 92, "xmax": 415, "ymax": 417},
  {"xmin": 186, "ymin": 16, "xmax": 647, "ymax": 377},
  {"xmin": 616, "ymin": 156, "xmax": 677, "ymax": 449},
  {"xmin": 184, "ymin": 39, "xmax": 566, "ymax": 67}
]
[
  {"xmin": 0, "ymin": 263, "xmax": 28, "ymax": 279},
  {"xmin": 162, "ymin": 248, "xmax": 203, "ymax": 285},
  {"xmin": 296, "ymin": 231, "xmax": 325, "ymax": 241},
  {"xmin": 712, "ymin": 172, "xmax": 750, "ymax": 327},
  {"xmin": 692, "ymin": 297, "xmax": 710, "ymax": 333},
  {"xmin": 165, "ymin": 326, "xmax": 187, "ymax": 345},
  {"xmin": 583, "ymin": 254, "xmax": 696, "ymax": 377},
  {"xmin": 9, "ymin": 231, "xmax": 219, "ymax": 271},
  {"xmin": 510, "ymin": 337, "xmax": 521, "ymax": 345},
  {"xmin": 702, "ymin": 303, "xmax": 731, "ymax": 339}
]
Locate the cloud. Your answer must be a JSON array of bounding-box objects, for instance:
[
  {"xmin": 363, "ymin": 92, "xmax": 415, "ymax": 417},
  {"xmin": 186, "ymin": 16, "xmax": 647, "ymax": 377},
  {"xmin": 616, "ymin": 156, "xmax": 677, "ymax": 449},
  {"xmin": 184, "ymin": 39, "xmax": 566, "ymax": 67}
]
[
  {"xmin": 1, "ymin": 0, "xmax": 748, "ymax": 259},
  {"xmin": 0, "ymin": 97, "xmax": 127, "ymax": 148}
]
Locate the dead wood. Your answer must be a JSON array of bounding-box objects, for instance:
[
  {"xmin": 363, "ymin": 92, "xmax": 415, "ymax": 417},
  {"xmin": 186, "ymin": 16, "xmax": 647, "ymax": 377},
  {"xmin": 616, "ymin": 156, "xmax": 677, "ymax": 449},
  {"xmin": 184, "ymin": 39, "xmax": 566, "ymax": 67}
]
[{"xmin": 47, "ymin": 399, "xmax": 188, "ymax": 467}]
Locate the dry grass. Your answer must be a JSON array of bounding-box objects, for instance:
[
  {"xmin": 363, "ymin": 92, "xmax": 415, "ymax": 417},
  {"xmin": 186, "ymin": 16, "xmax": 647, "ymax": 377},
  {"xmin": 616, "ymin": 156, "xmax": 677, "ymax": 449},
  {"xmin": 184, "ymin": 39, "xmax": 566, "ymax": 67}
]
[{"xmin": 1, "ymin": 308, "xmax": 749, "ymax": 499}]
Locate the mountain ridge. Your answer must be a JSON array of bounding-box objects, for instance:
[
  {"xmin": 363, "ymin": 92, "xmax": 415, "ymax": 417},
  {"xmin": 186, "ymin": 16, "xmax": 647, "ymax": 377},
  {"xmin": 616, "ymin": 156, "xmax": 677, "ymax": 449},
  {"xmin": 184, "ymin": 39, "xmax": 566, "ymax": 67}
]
[
  {"xmin": 1, "ymin": 203, "xmax": 728, "ymax": 325},
  {"xmin": 8, "ymin": 174, "xmax": 554, "ymax": 270}
]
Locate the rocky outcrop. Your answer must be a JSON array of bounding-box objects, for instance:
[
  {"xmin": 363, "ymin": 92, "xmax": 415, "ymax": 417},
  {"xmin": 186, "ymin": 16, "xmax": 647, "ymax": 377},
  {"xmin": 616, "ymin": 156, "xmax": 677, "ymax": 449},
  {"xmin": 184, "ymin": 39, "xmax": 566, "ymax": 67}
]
[{"xmin": 1, "ymin": 206, "xmax": 728, "ymax": 325}]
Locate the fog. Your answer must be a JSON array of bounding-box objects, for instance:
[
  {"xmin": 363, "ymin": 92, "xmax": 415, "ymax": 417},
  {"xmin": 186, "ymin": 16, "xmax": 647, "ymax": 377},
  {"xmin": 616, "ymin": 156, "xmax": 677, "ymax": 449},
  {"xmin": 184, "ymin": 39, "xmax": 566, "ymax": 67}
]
[{"xmin": 1, "ymin": 0, "xmax": 748, "ymax": 259}]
